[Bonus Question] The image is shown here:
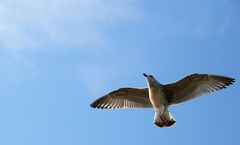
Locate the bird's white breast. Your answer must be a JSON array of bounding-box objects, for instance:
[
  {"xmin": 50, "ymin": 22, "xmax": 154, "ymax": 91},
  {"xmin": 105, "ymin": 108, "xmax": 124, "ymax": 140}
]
[{"xmin": 148, "ymin": 86, "xmax": 167, "ymax": 109}]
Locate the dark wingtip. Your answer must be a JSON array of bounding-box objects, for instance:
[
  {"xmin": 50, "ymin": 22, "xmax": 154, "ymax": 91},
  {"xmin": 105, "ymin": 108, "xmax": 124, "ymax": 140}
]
[
  {"xmin": 90, "ymin": 103, "xmax": 95, "ymax": 108},
  {"xmin": 226, "ymin": 77, "xmax": 235, "ymax": 85},
  {"xmin": 90, "ymin": 101, "xmax": 99, "ymax": 109}
]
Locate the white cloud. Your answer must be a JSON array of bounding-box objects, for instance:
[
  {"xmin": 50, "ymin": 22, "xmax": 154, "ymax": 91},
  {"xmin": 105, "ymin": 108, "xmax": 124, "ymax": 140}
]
[
  {"xmin": 0, "ymin": 0, "xmax": 141, "ymax": 81},
  {"xmin": 0, "ymin": 0, "xmax": 141, "ymax": 51},
  {"xmin": 0, "ymin": 51, "xmax": 38, "ymax": 82},
  {"xmin": 75, "ymin": 63, "xmax": 111, "ymax": 97}
]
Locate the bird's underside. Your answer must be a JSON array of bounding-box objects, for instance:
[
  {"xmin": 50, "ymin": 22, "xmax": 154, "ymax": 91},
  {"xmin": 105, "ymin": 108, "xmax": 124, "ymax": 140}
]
[{"xmin": 90, "ymin": 73, "xmax": 235, "ymax": 128}]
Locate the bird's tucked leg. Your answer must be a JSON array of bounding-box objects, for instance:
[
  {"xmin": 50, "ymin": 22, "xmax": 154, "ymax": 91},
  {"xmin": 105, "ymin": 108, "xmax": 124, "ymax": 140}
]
[
  {"xmin": 164, "ymin": 111, "xmax": 176, "ymax": 127},
  {"xmin": 154, "ymin": 108, "xmax": 176, "ymax": 128},
  {"xmin": 154, "ymin": 113, "xmax": 164, "ymax": 127}
]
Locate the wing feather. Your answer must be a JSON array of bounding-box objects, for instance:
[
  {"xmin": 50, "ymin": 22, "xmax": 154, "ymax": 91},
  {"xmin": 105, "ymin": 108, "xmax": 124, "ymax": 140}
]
[
  {"xmin": 90, "ymin": 88, "xmax": 152, "ymax": 109},
  {"xmin": 164, "ymin": 74, "xmax": 235, "ymax": 105}
]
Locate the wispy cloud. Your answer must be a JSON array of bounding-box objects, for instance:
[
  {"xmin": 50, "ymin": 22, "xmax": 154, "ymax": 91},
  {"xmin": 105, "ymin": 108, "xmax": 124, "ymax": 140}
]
[
  {"xmin": 0, "ymin": 51, "xmax": 38, "ymax": 82},
  {"xmin": 0, "ymin": 0, "xmax": 141, "ymax": 51},
  {"xmin": 0, "ymin": 0, "xmax": 141, "ymax": 81},
  {"xmin": 75, "ymin": 63, "xmax": 112, "ymax": 97}
]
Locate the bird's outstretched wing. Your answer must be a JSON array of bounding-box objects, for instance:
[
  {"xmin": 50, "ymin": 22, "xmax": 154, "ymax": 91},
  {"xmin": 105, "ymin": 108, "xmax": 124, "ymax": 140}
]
[
  {"xmin": 90, "ymin": 88, "xmax": 152, "ymax": 109},
  {"xmin": 164, "ymin": 74, "xmax": 235, "ymax": 105}
]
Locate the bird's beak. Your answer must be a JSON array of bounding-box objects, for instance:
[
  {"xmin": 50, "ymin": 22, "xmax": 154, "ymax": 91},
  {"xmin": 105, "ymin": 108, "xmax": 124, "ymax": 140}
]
[{"xmin": 143, "ymin": 73, "xmax": 148, "ymax": 77}]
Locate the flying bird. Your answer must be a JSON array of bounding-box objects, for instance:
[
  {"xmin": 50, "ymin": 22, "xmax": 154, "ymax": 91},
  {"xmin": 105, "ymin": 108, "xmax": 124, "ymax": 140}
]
[{"xmin": 90, "ymin": 73, "xmax": 235, "ymax": 128}]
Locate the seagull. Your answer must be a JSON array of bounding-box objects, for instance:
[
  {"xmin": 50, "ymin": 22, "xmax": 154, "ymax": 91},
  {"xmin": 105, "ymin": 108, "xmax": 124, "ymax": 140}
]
[{"xmin": 90, "ymin": 73, "xmax": 235, "ymax": 128}]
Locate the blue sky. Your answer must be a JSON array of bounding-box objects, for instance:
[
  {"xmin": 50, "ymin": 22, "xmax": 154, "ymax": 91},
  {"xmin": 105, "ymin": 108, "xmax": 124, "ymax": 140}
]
[{"xmin": 0, "ymin": 0, "xmax": 239, "ymax": 145}]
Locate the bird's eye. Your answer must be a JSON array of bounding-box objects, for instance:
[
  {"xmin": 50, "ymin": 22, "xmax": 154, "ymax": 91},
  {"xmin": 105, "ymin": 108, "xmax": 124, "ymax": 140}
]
[{"xmin": 149, "ymin": 75, "xmax": 153, "ymax": 78}]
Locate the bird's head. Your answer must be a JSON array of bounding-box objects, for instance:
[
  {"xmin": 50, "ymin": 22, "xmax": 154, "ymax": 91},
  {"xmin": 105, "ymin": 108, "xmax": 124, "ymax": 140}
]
[{"xmin": 143, "ymin": 73, "xmax": 159, "ymax": 87}]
